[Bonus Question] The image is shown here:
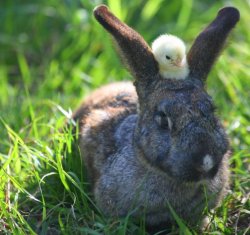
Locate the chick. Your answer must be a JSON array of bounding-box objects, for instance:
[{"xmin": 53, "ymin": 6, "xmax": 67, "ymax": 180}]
[{"xmin": 152, "ymin": 34, "xmax": 189, "ymax": 80}]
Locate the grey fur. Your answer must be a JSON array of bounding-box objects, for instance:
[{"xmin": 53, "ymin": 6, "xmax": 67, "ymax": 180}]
[{"xmin": 72, "ymin": 5, "xmax": 240, "ymax": 230}]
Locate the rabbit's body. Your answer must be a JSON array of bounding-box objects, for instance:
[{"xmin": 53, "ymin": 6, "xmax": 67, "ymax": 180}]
[
  {"xmin": 72, "ymin": 5, "xmax": 239, "ymax": 229},
  {"xmin": 75, "ymin": 80, "xmax": 229, "ymax": 226},
  {"xmin": 74, "ymin": 81, "xmax": 137, "ymax": 183}
]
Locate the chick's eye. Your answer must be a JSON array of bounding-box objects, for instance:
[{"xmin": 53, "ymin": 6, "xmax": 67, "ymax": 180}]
[{"xmin": 165, "ymin": 55, "xmax": 171, "ymax": 60}]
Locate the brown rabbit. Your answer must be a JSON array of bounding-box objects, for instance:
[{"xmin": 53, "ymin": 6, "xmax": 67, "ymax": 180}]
[{"xmin": 72, "ymin": 5, "xmax": 240, "ymax": 230}]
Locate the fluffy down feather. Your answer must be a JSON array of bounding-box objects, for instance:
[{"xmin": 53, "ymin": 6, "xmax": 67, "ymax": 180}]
[{"xmin": 152, "ymin": 34, "xmax": 189, "ymax": 79}]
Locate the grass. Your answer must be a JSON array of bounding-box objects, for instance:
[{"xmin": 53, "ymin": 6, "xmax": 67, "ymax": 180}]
[{"xmin": 0, "ymin": 0, "xmax": 249, "ymax": 234}]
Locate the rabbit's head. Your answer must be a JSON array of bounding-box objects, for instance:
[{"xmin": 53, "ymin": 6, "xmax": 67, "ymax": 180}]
[{"xmin": 94, "ymin": 6, "xmax": 239, "ymax": 182}]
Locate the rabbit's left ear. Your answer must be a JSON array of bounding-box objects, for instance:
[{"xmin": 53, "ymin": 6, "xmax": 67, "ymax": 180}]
[{"xmin": 93, "ymin": 5, "xmax": 158, "ymax": 82}]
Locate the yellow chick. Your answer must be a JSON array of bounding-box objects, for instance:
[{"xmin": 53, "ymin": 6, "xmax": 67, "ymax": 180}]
[{"xmin": 152, "ymin": 34, "xmax": 189, "ymax": 80}]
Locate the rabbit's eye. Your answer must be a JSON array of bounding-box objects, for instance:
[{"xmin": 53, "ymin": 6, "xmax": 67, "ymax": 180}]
[
  {"xmin": 155, "ymin": 112, "xmax": 172, "ymax": 130},
  {"xmin": 165, "ymin": 55, "xmax": 171, "ymax": 60}
]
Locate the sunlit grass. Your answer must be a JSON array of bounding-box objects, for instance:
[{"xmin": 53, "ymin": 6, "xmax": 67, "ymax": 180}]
[{"xmin": 0, "ymin": 0, "xmax": 249, "ymax": 234}]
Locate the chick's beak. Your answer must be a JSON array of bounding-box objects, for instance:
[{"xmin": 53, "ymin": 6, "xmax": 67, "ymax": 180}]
[{"xmin": 173, "ymin": 58, "xmax": 183, "ymax": 67}]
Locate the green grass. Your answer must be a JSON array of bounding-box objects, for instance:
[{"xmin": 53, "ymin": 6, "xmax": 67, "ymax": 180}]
[{"xmin": 0, "ymin": 0, "xmax": 249, "ymax": 234}]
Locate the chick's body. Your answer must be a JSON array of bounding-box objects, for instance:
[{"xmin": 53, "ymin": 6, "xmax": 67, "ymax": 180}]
[{"xmin": 152, "ymin": 34, "xmax": 189, "ymax": 80}]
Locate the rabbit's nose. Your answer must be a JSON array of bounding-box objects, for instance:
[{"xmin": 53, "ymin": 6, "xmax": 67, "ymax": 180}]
[{"xmin": 196, "ymin": 154, "xmax": 215, "ymax": 173}]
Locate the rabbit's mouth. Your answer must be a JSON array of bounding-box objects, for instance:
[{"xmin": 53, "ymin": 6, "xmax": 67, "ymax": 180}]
[
  {"xmin": 165, "ymin": 161, "xmax": 221, "ymax": 182},
  {"xmin": 159, "ymin": 149, "xmax": 224, "ymax": 182}
]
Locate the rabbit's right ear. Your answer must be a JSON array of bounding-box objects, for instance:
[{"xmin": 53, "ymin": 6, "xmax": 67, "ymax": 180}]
[
  {"xmin": 187, "ymin": 7, "xmax": 240, "ymax": 82},
  {"xmin": 93, "ymin": 5, "xmax": 158, "ymax": 82}
]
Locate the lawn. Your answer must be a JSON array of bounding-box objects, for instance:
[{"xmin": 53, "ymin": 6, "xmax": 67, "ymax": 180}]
[{"xmin": 0, "ymin": 0, "xmax": 249, "ymax": 234}]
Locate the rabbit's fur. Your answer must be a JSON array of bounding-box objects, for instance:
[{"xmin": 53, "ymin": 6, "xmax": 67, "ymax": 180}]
[{"xmin": 73, "ymin": 5, "xmax": 239, "ymax": 228}]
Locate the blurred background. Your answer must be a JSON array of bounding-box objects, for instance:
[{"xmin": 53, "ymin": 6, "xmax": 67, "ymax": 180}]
[
  {"xmin": 0, "ymin": 0, "xmax": 249, "ymax": 234},
  {"xmin": 0, "ymin": 0, "xmax": 249, "ymax": 150}
]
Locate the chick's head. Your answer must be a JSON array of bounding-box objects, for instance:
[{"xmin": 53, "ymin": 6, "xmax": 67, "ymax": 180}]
[{"xmin": 152, "ymin": 34, "xmax": 187, "ymax": 71}]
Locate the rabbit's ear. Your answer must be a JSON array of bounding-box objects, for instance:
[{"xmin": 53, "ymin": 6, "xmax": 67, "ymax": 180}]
[
  {"xmin": 93, "ymin": 5, "xmax": 158, "ymax": 82},
  {"xmin": 187, "ymin": 7, "xmax": 240, "ymax": 82}
]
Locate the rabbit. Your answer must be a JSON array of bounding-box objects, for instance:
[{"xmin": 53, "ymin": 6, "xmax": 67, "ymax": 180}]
[{"xmin": 72, "ymin": 5, "xmax": 240, "ymax": 230}]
